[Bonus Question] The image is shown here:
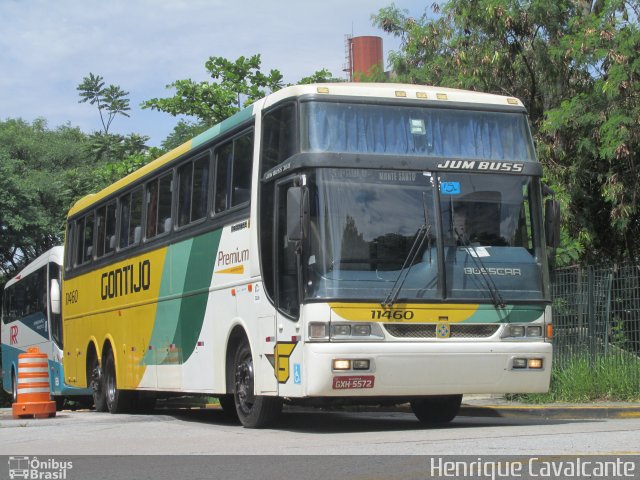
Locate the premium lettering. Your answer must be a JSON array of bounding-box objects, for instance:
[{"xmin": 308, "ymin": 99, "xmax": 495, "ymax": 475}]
[
  {"xmin": 101, "ymin": 259, "xmax": 151, "ymax": 300},
  {"xmin": 217, "ymin": 248, "xmax": 249, "ymax": 267}
]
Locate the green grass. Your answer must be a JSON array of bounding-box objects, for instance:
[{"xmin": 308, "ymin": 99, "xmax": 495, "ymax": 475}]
[{"xmin": 510, "ymin": 354, "xmax": 640, "ymax": 403}]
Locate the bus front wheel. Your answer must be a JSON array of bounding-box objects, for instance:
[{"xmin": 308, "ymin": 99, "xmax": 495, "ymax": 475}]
[
  {"xmin": 232, "ymin": 340, "xmax": 282, "ymax": 428},
  {"xmin": 410, "ymin": 394, "xmax": 462, "ymax": 425}
]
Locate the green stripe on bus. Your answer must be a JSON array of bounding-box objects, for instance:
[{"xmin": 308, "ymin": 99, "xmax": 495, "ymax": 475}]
[
  {"xmin": 142, "ymin": 229, "xmax": 222, "ymax": 366},
  {"xmin": 191, "ymin": 107, "xmax": 254, "ymax": 149}
]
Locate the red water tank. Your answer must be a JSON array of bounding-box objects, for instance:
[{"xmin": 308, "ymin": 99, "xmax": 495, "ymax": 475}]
[{"xmin": 350, "ymin": 36, "xmax": 383, "ymax": 82}]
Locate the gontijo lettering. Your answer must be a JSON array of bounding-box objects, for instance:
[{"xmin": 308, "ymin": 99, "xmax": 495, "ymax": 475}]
[{"xmin": 101, "ymin": 259, "xmax": 151, "ymax": 300}]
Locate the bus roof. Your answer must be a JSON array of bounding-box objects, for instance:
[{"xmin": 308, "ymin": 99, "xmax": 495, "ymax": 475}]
[
  {"xmin": 68, "ymin": 83, "xmax": 525, "ymax": 218},
  {"xmin": 4, "ymin": 246, "xmax": 63, "ymax": 289}
]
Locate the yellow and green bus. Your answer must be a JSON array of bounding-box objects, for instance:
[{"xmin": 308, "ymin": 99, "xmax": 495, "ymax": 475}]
[{"xmin": 63, "ymin": 83, "xmax": 558, "ymax": 427}]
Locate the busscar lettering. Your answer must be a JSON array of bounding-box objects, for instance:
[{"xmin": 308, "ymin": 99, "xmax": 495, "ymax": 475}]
[
  {"xmin": 101, "ymin": 259, "xmax": 151, "ymax": 300},
  {"xmin": 464, "ymin": 267, "xmax": 522, "ymax": 276}
]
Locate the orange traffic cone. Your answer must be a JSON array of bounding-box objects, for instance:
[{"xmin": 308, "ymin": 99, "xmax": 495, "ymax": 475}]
[{"xmin": 12, "ymin": 347, "xmax": 56, "ymax": 419}]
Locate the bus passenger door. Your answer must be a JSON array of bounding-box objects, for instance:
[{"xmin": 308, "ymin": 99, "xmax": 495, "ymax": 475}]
[{"xmin": 272, "ymin": 180, "xmax": 305, "ymax": 398}]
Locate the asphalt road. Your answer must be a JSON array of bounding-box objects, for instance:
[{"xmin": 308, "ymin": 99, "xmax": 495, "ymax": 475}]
[{"xmin": 1, "ymin": 406, "xmax": 639, "ymax": 456}]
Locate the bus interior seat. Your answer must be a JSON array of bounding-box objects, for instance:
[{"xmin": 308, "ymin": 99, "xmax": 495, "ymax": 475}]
[
  {"xmin": 134, "ymin": 226, "xmax": 142, "ymax": 244},
  {"xmin": 109, "ymin": 235, "xmax": 116, "ymax": 250},
  {"xmin": 163, "ymin": 217, "xmax": 173, "ymax": 233}
]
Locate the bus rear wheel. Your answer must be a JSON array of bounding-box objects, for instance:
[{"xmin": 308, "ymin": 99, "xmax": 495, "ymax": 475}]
[
  {"xmin": 232, "ymin": 340, "xmax": 282, "ymax": 428},
  {"xmin": 103, "ymin": 349, "xmax": 134, "ymax": 414},
  {"xmin": 410, "ymin": 394, "xmax": 462, "ymax": 425},
  {"xmin": 90, "ymin": 356, "xmax": 107, "ymax": 412}
]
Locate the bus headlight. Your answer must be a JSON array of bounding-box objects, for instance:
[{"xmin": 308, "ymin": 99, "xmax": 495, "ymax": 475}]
[
  {"xmin": 329, "ymin": 323, "xmax": 384, "ymax": 341},
  {"xmin": 502, "ymin": 323, "xmax": 544, "ymax": 340},
  {"xmin": 309, "ymin": 322, "xmax": 328, "ymax": 339}
]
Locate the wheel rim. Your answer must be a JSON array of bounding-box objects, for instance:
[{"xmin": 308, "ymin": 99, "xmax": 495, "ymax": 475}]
[
  {"xmin": 91, "ymin": 361, "xmax": 102, "ymax": 402},
  {"xmin": 235, "ymin": 350, "xmax": 255, "ymax": 415},
  {"xmin": 105, "ymin": 357, "xmax": 116, "ymax": 409}
]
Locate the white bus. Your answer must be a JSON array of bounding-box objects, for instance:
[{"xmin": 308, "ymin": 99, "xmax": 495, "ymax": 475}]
[
  {"xmin": 62, "ymin": 83, "xmax": 558, "ymax": 427},
  {"xmin": 1, "ymin": 246, "xmax": 91, "ymax": 407}
]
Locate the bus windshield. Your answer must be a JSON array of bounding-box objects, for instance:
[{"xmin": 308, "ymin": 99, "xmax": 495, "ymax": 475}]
[
  {"xmin": 304, "ymin": 168, "xmax": 544, "ymax": 303},
  {"xmin": 301, "ymin": 101, "xmax": 536, "ymax": 161}
]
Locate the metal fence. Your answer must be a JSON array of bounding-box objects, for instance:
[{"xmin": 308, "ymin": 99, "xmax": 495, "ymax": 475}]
[{"xmin": 551, "ymin": 264, "xmax": 640, "ymax": 386}]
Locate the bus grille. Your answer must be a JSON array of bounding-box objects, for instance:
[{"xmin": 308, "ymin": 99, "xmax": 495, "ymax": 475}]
[{"xmin": 383, "ymin": 324, "xmax": 500, "ymax": 338}]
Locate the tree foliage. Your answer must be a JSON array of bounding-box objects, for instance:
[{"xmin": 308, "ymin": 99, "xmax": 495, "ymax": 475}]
[
  {"xmin": 77, "ymin": 72, "xmax": 131, "ymax": 134},
  {"xmin": 141, "ymin": 54, "xmax": 284, "ymax": 125},
  {"xmin": 0, "ymin": 119, "xmax": 93, "ymax": 279},
  {"xmin": 374, "ymin": 0, "xmax": 640, "ymax": 263}
]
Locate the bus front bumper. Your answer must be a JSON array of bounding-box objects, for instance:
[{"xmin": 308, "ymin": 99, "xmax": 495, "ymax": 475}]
[{"xmin": 302, "ymin": 341, "xmax": 552, "ymax": 397}]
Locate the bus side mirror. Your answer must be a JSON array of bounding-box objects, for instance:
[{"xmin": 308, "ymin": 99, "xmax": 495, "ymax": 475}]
[
  {"xmin": 50, "ymin": 279, "xmax": 61, "ymax": 315},
  {"xmin": 286, "ymin": 186, "xmax": 309, "ymax": 242},
  {"xmin": 545, "ymin": 199, "xmax": 561, "ymax": 249}
]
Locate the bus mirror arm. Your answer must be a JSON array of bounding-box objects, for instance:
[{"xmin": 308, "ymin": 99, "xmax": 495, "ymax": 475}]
[
  {"xmin": 544, "ymin": 199, "xmax": 561, "ymax": 249},
  {"xmin": 286, "ymin": 186, "xmax": 309, "ymax": 243},
  {"xmin": 50, "ymin": 279, "xmax": 61, "ymax": 315}
]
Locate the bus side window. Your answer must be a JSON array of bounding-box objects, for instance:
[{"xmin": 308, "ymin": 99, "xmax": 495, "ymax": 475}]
[
  {"xmin": 262, "ymin": 103, "xmax": 295, "ymax": 173},
  {"xmin": 96, "ymin": 201, "xmax": 116, "ymax": 257},
  {"xmin": 65, "ymin": 221, "xmax": 75, "ymax": 271},
  {"xmin": 177, "ymin": 161, "xmax": 193, "ymax": 226},
  {"xmin": 146, "ymin": 178, "xmax": 159, "ymax": 238},
  {"xmin": 105, "ymin": 202, "xmax": 117, "ymax": 254},
  {"xmin": 231, "ymin": 133, "xmax": 253, "ymax": 207},
  {"xmin": 214, "ymin": 142, "xmax": 232, "ymax": 213},
  {"xmin": 158, "ymin": 173, "xmax": 173, "ymax": 232},
  {"xmin": 146, "ymin": 173, "xmax": 172, "ymax": 238},
  {"xmin": 74, "ymin": 214, "xmax": 94, "ymax": 266},
  {"xmin": 119, "ymin": 192, "xmax": 131, "ymax": 248},
  {"xmin": 192, "ymin": 155, "xmax": 209, "ymax": 222},
  {"xmin": 83, "ymin": 213, "xmax": 95, "ymax": 263},
  {"xmin": 120, "ymin": 188, "xmax": 143, "ymax": 248}
]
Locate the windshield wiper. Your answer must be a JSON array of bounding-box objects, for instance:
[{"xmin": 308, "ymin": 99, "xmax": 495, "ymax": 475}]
[
  {"xmin": 453, "ymin": 226, "xmax": 506, "ymax": 309},
  {"xmin": 382, "ymin": 193, "xmax": 431, "ymax": 307}
]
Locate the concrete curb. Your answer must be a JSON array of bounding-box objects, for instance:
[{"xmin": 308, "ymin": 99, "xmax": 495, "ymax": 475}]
[{"xmin": 458, "ymin": 403, "xmax": 640, "ymax": 420}]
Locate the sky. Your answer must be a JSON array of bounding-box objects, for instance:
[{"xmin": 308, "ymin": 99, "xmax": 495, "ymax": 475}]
[{"xmin": 0, "ymin": 0, "xmax": 426, "ymax": 147}]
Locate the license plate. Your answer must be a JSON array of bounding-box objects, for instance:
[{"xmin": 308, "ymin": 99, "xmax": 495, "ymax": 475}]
[{"xmin": 332, "ymin": 375, "xmax": 375, "ymax": 390}]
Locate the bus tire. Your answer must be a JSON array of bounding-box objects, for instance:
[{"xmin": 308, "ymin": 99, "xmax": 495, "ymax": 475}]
[
  {"xmin": 410, "ymin": 394, "xmax": 462, "ymax": 425},
  {"xmin": 218, "ymin": 394, "xmax": 239, "ymax": 420},
  {"xmin": 232, "ymin": 340, "xmax": 282, "ymax": 428},
  {"xmin": 103, "ymin": 349, "xmax": 134, "ymax": 414},
  {"xmin": 90, "ymin": 356, "xmax": 107, "ymax": 412},
  {"xmin": 11, "ymin": 369, "xmax": 17, "ymax": 404}
]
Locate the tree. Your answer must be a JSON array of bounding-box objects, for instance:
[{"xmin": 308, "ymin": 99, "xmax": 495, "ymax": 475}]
[
  {"xmin": 77, "ymin": 73, "xmax": 131, "ymax": 134},
  {"xmin": 373, "ymin": 0, "xmax": 640, "ymax": 263},
  {"xmin": 0, "ymin": 119, "xmax": 94, "ymax": 280},
  {"xmin": 141, "ymin": 54, "xmax": 284, "ymax": 126},
  {"xmin": 298, "ymin": 68, "xmax": 345, "ymax": 84}
]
